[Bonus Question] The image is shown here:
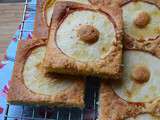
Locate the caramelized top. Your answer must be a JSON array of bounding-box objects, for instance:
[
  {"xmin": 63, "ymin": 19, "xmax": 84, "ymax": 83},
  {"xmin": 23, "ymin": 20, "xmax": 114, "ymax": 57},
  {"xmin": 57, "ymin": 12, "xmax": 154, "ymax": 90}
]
[
  {"xmin": 77, "ymin": 25, "xmax": 99, "ymax": 44},
  {"xmin": 134, "ymin": 11, "xmax": 151, "ymax": 28},
  {"xmin": 131, "ymin": 65, "xmax": 150, "ymax": 83}
]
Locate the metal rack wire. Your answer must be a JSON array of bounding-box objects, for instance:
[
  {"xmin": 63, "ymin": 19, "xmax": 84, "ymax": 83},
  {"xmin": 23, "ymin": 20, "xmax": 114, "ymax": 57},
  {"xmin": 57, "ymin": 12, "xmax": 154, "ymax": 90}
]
[{"xmin": 4, "ymin": 0, "xmax": 100, "ymax": 119}]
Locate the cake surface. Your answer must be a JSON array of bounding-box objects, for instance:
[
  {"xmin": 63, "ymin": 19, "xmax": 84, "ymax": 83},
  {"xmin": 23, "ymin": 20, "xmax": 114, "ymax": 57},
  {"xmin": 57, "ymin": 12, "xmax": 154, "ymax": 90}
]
[
  {"xmin": 34, "ymin": 0, "xmax": 91, "ymax": 40},
  {"xmin": 123, "ymin": 1, "xmax": 160, "ymax": 40},
  {"xmin": 8, "ymin": 38, "xmax": 85, "ymax": 107},
  {"xmin": 45, "ymin": 0, "xmax": 91, "ymax": 28},
  {"xmin": 98, "ymin": 81, "xmax": 160, "ymax": 120},
  {"xmin": 43, "ymin": 1, "xmax": 123, "ymax": 79},
  {"xmin": 122, "ymin": 0, "xmax": 160, "ymax": 56}
]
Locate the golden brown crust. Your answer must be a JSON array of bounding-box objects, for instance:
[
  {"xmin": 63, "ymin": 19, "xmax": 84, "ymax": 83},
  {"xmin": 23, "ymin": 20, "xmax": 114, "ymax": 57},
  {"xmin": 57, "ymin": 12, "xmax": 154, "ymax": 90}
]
[
  {"xmin": 7, "ymin": 37, "xmax": 85, "ymax": 108},
  {"xmin": 89, "ymin": 0, "xmax": 123, "ymax": 7},
  {"xmin": 43, "ymin": 1, "xmax": 123, "ymax": 79},
  {"xmin": 124, "ymin": 34, "xmax": 160, "ymax": 58},
  {"xmin": 32, "ymin": 0, "xmax": 49, "ymax": 40},
  {"xmin": 98, "ymin": 82, "xmax": 147, "ymax": 120}
]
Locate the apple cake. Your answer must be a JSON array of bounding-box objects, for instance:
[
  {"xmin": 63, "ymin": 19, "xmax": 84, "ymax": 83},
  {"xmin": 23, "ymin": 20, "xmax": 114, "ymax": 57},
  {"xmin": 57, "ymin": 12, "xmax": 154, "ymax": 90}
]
[
  {"xmin": 43, "ymin": 1, "xmax": 123, "ymax": 79},
  {"xmin": 8, "ymin": 38, "xmax": 85, "ymax": 107}
]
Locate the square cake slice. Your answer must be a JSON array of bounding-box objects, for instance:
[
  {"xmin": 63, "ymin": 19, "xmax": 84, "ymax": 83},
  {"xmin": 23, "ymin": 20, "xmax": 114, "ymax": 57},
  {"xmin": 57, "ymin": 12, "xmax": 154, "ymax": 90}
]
[
  {"xmin": 98, "ymin": 82, "xmax": 160, "ymax": 120},
  {"xmin": 43, "ymin": 1, "xmax": 123, "ymax": 79},
  {"xmin": 8, "ymin": 38, "xmax": 85, "ymax": 108},
  {"xmin": 98, "ymin": 49, "xmax": 160, "ymax": 120}
]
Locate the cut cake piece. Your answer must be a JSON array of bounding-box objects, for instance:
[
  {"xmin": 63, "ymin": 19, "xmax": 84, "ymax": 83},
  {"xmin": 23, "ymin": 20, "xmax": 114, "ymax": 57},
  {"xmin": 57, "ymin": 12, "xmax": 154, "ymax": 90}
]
[
  {"xmin": 8, "ymin": 38, "xmax": 85, "ymax": 108},
  {"xmin": 43, "ymin": 1, "xmax": 123, "ymax": 79}
]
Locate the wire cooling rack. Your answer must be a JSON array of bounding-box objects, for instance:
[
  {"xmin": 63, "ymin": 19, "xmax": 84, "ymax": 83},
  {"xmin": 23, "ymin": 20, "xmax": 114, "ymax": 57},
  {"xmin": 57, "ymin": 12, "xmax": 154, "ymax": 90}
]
[{"xmin": 4, "ymin": 1, "xmax": 100, "ymax": 119}]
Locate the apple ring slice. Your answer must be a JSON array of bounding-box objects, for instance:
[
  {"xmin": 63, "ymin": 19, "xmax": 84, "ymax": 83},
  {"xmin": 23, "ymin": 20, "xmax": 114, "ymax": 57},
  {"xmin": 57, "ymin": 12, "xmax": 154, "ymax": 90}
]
[
  {"xmin": 113, "ymin": 50, "xmax": 160, "ymax": 102},
  {"xmin": 121, "ymin": 0, "xmax": 160, "ymax": 57},
  {"xmin": 122, "ymin": 0, "xmax": 160, "ymax": 40}
]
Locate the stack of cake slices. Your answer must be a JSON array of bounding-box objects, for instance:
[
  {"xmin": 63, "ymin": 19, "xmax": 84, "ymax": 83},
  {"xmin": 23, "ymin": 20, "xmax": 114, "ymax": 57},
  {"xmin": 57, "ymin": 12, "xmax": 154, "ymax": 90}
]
[{"xmin": 8, "ymin": 0, "xmax": 160, "ymax": 120}]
